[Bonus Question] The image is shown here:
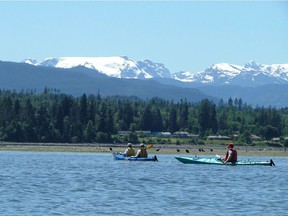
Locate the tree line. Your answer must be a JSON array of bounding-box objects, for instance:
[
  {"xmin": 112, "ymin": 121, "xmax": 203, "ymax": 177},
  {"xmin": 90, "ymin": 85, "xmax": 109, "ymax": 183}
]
[{"xmin": 0, "ymin": 89, "xmax": 288, "ymax": 144}]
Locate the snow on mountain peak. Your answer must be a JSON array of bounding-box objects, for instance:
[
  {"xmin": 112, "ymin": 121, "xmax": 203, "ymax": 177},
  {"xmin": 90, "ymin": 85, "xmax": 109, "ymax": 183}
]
[
  {"xmin": 244, "ymin": 60, "xmax": 262, "ymax": 70},
  {"xmin": 171, "ymin": 61, "xmax": 288, "ymax": 86},
  {"xmin": 23, "ymin": 58, "xmax": 38, "ymax": 65},
  {"xmin": 136, "ymin": 59, "xmax": 171, "ymax": 79},
  {"xmin": 172, "ymin": 71, "xmax": 195, "ymax": 82},
  {"xmin": 209, "ymin": 63, "xmax": 242, "ymax": 76},
  {"xmin": 40, "ymin": 57, "xmax": 134, "ymax": 77},
  {"xmin": 22, "ymin": 57, "xmax": 288, "ymax": 86},
  {"xmin": 25, "ymin": 56, "xmax": 172, "ymax": 79}
]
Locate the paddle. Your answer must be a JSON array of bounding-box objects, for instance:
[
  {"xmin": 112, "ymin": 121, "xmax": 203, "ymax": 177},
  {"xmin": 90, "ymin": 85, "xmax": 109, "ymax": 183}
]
[
  {"xmin": 147, "ymin": 144, "xmax": 153, "ymax": 149},
  {"xmin": 146, "ymin": 144, "xmax": 159, "ymax": 162},
  {"xmin": 216, "ymin": 155, "xmax": 225, "ymax": 163},
  {"xmin": 270, "ymin": 159, "xmax": 276, "ymax": 166}
]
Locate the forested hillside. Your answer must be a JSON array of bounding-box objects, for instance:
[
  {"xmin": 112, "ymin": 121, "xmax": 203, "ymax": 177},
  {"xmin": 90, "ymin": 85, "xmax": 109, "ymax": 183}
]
[{"xmin": 0, "ymin": 89, "xmax": 288, "ymax": 144}]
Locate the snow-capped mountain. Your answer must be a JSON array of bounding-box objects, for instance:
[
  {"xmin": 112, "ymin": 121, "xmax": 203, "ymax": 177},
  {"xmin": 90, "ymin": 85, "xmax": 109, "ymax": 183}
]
[
  {"xmin": 23, "ymin": 56, "xmax": 172, "ymax": 79},
  {"xmin": 173, "ymin": 60, "xmax": 288, "ymax": 86},
  {"xmin": 3, "ymin": 58, "xmax": 288, "ymax": 107},
  {"xmin": 23, "ymin": 57, "xmax": 288, "ymax": 87}
]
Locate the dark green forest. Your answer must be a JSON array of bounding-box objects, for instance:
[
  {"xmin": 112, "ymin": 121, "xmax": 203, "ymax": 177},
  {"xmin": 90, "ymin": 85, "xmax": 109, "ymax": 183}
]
[{"xmin": 1, "ymin": 89, "xmax": 288, "ymax": 144}]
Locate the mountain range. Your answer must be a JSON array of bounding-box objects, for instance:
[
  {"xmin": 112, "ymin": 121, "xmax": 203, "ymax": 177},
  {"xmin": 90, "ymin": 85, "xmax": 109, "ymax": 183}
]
[
  {"xmin": 0, "ymin": 56, "xmax": 287, "ymax": 107},
  {"xmin": 0, "ymin": 60, "xmax": 212, "ymax": 103},
  {"xmin": 24, "ymin": 57, "xmax": 288, "ymax": 87},
  {"xmin": 23, "ymin": 56, "xmax": 172, "ymax": 80}
]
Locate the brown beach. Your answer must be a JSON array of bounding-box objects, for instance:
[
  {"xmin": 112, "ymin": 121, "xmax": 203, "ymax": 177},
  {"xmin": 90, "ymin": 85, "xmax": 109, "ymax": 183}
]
[{"xmin": 0, "ymin": 142, "xmax": 287, "ymax": 157}]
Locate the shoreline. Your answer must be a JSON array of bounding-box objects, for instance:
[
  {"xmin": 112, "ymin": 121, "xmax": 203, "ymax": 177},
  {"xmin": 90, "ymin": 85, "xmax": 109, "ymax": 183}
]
[{"xmin": 0, "ymin": 142, "xmax": 287, "ymax": 157}]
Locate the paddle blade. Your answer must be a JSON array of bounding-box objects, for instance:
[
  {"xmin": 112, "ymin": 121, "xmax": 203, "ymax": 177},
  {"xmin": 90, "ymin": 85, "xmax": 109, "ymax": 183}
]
[
  {"xmin": 147, "ymin": 144, "xmax": 153, "ymax": 149},
  {"xmin": 215, "ymin": 155, "xmax": 222, "ymax": 161}
]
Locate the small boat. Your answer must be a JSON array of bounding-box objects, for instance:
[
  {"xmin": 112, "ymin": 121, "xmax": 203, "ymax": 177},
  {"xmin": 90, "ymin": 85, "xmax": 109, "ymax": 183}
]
[
  {"xmin": 113, "ymin": 153, "xmax": 158, "ymax": 162},
  {"xmin": 175, "ymin": 156, "xmax": 275, "ymax": 166}
]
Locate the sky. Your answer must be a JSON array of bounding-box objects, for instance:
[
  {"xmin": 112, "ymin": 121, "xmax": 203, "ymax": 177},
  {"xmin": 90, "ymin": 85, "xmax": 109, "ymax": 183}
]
[{"xmin": 0, "ymin": 1, "xmax": 288, "ymax": 73}]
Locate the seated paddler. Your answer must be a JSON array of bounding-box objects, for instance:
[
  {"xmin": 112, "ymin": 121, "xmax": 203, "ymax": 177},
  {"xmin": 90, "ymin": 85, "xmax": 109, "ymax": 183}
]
[
  {"xmin": 119, "ymin": 143, "xmax": 135, "ymax": 157},
  {"xmin": 221, "ymin": 142, "xmax": 238, "ymax": 164},
  {"xmin": 134, "ymin": 143, "xmax": 148, "ymax": 158}
]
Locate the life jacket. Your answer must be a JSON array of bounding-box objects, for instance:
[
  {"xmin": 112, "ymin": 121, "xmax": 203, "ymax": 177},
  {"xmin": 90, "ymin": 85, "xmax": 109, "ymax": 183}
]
[
  {"xmin": 126, "ymin": 147, "xmax": 135, "ymax": 157},
  {"xmin": 138, "ymin": 148, "xmax": 148, "ymax": 158},
  {"xmin": 224, "ymin": 149, "xmax": 237, "ymax": 162}
]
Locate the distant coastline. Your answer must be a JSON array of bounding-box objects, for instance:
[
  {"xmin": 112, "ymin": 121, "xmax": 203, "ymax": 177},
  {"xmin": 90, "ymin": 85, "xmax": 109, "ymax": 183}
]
[{"xmin": 0, "ymin": 142, "xmax": 287, "ymax": 157}]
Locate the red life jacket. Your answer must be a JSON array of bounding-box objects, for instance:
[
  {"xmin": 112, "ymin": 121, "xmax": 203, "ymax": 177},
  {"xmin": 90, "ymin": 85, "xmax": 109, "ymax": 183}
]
[{"xmin": 224, "ymin": 149, "xmax": 237, "ymax": 162}]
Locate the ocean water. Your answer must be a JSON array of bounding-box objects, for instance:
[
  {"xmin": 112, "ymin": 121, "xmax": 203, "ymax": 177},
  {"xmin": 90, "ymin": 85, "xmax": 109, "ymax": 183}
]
[{"xmin": 0, "ymin": 152, "xmax": 287, "ymax": 216}]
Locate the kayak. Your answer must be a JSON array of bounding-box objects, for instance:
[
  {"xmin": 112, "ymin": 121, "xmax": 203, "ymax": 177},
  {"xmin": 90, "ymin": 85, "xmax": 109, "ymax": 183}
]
[
  {"xmin": 113, "ymin": 153, "xmax": 158, "ymax": 162},
  {"xmin": 175, "ymin": 156, "xmax": 275, "ymax": 166}
]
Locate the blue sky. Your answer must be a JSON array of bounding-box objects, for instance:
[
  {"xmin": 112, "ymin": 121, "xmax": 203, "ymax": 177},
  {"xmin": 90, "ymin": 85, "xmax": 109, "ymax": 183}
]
[{"xmin": 0, "ymin": 1, "xmax": 287, "ymax": 73}]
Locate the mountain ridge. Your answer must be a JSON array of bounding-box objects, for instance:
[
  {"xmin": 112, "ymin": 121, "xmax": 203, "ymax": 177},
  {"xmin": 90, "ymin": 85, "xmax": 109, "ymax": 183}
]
[
  {"xmin": 0, "ymin": 60, "xmax": 213, "ymax": 103},
  {"xmin": 24, "ymin": 57, "xmax": 288, "ymax": 87},
  {"xmin": 24, "ymin": 56, "xmax": 172, "ymax": 80},
  {"xmin": 172, "ymin": 60, "xmax": 288, "ymax": 86},
  {"xmin": 1, "ymin": 57, "xmax": 287, "ymax": 107}
]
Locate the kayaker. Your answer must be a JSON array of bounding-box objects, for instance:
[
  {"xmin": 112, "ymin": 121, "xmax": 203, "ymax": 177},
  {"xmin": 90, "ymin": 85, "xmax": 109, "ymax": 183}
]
[
  {"xmin": 221, "ymin": 142, "xmax": 237, "ymax": 164},
  {"xmin": 119, "ymin": 143, "xmax": 135, "ymax": 157},
  {"xmin": 134, "ymin": 143, "xmax": 148, "ymax": 158}
]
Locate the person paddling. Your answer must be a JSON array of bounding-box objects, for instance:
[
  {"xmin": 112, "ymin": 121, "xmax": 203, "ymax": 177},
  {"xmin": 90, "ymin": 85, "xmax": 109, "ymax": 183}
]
[
  {"xmin": 221, "ymin": 142, "xmax": 237, "ymax": 164},
  {"xmin": 134, "ymin": 143, "xmax": 148, "ymax": 158},
  {"xmin": 119, "ymin": 143, "xmax": 135, "ymax": 157}
]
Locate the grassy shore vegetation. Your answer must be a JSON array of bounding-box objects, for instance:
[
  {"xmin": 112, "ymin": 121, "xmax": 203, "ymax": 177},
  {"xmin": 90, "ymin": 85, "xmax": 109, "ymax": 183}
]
[{"xmin": 1, "ymin": 141, "xmax": 287, "ymax": 157}]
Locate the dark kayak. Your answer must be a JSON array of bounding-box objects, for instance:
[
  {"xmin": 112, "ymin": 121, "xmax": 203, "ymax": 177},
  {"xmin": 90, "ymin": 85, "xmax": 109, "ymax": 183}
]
[
  {"xmin": 113, "ymin": 153, "xmax": 158, "ymax": 162},
  {"xmin": 175, "ymin": 156, "xmax": 275, "ymax": 166}
]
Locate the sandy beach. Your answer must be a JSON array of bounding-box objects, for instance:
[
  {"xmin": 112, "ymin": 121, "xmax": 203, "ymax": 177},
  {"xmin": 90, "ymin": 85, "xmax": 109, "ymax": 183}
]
[{"xmin": 0, "ymin": 142, "xmax": 287, "ymax": 157}]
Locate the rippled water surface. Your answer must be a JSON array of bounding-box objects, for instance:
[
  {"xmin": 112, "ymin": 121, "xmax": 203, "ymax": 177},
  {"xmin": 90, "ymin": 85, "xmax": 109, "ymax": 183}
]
[{"xmin": 0, "ymin": 152, "xmax": 287, "ymax": 216}]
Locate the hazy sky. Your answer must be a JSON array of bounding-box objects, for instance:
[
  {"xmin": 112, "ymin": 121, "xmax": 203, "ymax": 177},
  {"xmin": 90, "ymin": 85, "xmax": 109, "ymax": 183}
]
[{"xmin": 1, "ymin": 1, "xmax": 287, "ymax": 73}]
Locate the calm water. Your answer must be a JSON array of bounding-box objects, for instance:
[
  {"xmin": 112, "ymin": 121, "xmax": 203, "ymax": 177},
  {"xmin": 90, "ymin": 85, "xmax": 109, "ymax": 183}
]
[{"xmin": 0, "ymin": 152, "xmax": 287, "ymax": 216}]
